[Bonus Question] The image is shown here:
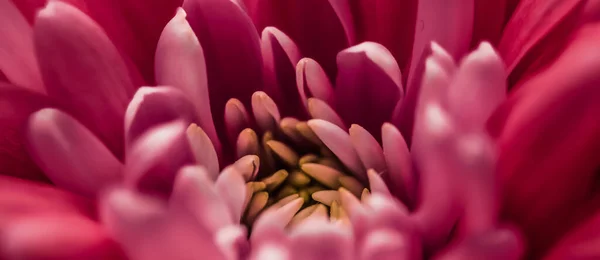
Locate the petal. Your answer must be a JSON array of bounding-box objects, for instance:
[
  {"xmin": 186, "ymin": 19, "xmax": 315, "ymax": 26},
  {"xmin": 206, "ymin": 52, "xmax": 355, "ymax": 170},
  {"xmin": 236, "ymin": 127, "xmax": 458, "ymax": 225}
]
[
  {"xmin": 34, "ymin": 1, "xmax": 135, "ymax": 158},
  {"xmin": 335, "ymin": 42, "xmax": 403, "ymax": 139},
  {"xmin": 215, "ymin": 166, "xmax": 247, "ymax": 222},
  {"xmin": 155, "ymin": 8, "xmax": 221, "ymax": 152},
  {"xmin": 251, "ymin": 91, "xmax": 281, "ymax": 132},
  {"xmin": 224, "ymin": 98, "xmax": 252, "ymax": 148},
  {"xmin": 0, "ymin": 84, "xmax": 54, "ymax": 181},
  {"xmin": 307, "ymin": 98, "xmax": 345, "ymax": 129},
  {"xmin": 26, "ymin": 109, "xmax": 123, "ymax": 197},
  {"xmin": 296, "ymin": 58, "xmax": 335, "ymax": 109},
  {"xmin": 359, "ymin": 228, "xmax": 420, "ymax": 260},
  {"xmin": 350, "ymin": 124, "xmax": 386, "ymax": 173},
  {"xmin": 352, "ymin": 0, "xmax": 418, "ymax": 72},
  {"xmin": 447, "ymin": 42, "xmax": 506, "ymax": 130},
  {"xmin": 495, "ymin": 23, "xmax": 600, "ymax": 254},
  {"xmin": 367, "ymin": 169, "xmax": 391, "ymax": 197},
  {"xmin": 100, "ymin": 187, "xmax": 225, "ymax": 260},
  {"xmin": 125, "ymin": 87, "xmax": 199, "ymax": 149},
  {"xmin": 545, "ymin": 211, "xmax": 600, "ymax": 260},
  {"xmin": 187, "ymin": 124, "xmax": 220, "ymax": 180},
  {"xmin": 215, "ymin": 225, "xmax": 249, "ymax": 260},
  {"xmin": 125, "ymin": 120, "xmax": 194, "ymax": 197},
  {"xmin": 434, "ymin": 228, "xmax": 524, "ymax": 260},
  {"xmin": 381, "ymin": 123, "xmax": 414, "ymax": 204},
  {"xmin": 1, "ymin": 213, "xmax": 125, "ymax": 260},
  {"xmin": 0, "ymin": 0, "xmax": 44, "ymax": 93},
  {"xmin": 289, "ymin": 219, "xmax": 354, "ymax": 260},
  {"xmin": 183, "ymin": 0, "xmax": 263, "ymax": 137},
  {"xmin": 471, "ymin": 0, "xmax": 507, "ymax": 46},
  {"xmin": 308, "ymin": 119, "xmax": 366, "ymax": 180},
  {"xmin": 260, "ymin": 26, "xmax": 305, "ymax": 118}
]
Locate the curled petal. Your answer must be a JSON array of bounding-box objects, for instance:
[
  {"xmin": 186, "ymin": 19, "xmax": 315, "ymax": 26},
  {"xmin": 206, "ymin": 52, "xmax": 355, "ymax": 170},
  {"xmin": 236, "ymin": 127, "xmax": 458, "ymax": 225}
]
[
  {"xmin": 296, "ymin": 58, "xmax": 335, "ymax": 109},
  {"xmin": 155, "ymin": 8, "xmax": 220, "ymax": 151},
  {"xmin": 26, "ymin": 109, "xmax": 123, "ymax": 197},
  {"xmin": 251, "ymin": 91, "xmax": 281, "ymax": 132}
]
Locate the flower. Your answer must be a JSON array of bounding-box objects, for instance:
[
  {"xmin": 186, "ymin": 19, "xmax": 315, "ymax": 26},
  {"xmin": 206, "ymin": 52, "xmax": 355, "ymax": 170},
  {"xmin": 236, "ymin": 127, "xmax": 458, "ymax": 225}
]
[{"xmin": 1, "ymin": 0, "xmax": 600, "ymax": 259}]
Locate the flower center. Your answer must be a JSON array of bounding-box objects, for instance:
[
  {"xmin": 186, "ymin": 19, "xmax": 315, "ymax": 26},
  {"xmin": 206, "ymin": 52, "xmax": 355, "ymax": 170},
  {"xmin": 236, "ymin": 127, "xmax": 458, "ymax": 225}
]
[{"xmin": 238, "ymin": 119, "xmax": 367, "ymax": 229}]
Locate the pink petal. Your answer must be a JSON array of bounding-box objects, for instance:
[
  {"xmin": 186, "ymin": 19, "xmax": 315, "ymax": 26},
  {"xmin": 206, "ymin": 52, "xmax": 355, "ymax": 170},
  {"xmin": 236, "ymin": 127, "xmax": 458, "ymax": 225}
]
[
  {"xmin": 447, "ymin": 42, "xmax": 506, "ymax": 130},
  {"xmin": 434, "ymin": 228, "xmax": 524, "ymax": 260},
  {"xmin": 215, "ymin": 225, "xmax": 249, "ymax": 260},
  {"xmin": 251, "ymin": 91, "xmax": 281, "ymax": 132},
  {"xmin": 248, "ymin": 0, "xmax": 354, "ymax": 79},
  {"xmin": 335, "ymin": 42, "xmax": 403, "ymax": 139},
  {"xmin": 363, "ymin": 194, "xmax": 410, "ymax": 229},
  {"xmin": 350, "ymin": 124, "xmax": 385, "ymax": 173},
  {"xmin": 352, "ymin": 0, "xmax": 418, "ymax": 73},
  {"xmin": 155, "ymin": 8, "xmax": 221, "ymax": 152},
  {"xmin": 1, "ymin": 213, "xmax": 125, "ymax": 260},
  {"xmin": 125, "ymin": 121, "xmax": 194, "ymax": 197},
  {"xmin": 26, "ymin": 109, "xmax": 123, "ymax": 197},
  {"xmin": 366, "ymin": 169, "xmax": 391, "ymax": 197},
  {"xmin": 34, "ymin": 1, "xmax": 135, "ymax": 159},
  {"xmin": 187, "ymin": 124, "xmax": 220, "ymax": 180},
  {"xmin": 307, "ymin": 98, "xmax": 345, "ymax": 129},
  {"xmin": 471, "ymin": 0, "xmax": 507, "ymax": 46},
  {"xmin": 261, "ymin": 26, "xmax": 306, "ymax": 118},
  {"xmin": 296, "ymin": 58, "xmax": 335, "ymax": 109},
  {"xmin": 495, "ymin": 22, "xmax": 600, "ymax": 254},
  {"xmin": 124, "ymin": 87, "xmax": 198, "ymax": 149},
  {"xmin": 253, "ymin": 197, "xmax": 304, "ymax": 235},
  {"xmin": 0, "ymin": 0, "xmax": 44, "ymax": 93},
  {"xmin": 170, "ymin": 166, "xmax": 233, "ymax": 233},
  {"xmin": 498, "ymin": 0, "xmax": 583, "ymax": 81},
  {"xmin": 0, "ymin": 84, "xmax": 53, "ymax": 182},
  {"xmin": 381, "ymin": 123, "xmax": 414, "ymax": 204},
  {"xmin": 215, "ymin": 167, "xmax": 247, "ymax": 222},
  {"xmin": 308, "ymin": 119, "xmax": 366, "ymax": 180},
  {"xmin": 289, "ymin": 219, "xmax": 354, "ymax": 260},
  {"xmin": 183, "ymin": 0, "xmax": 263, "ymax": 137},
  {"xmin": 544, "ymin": 211, "xmax": 600, "ymax": 260},
  {"xmin": 100, "ymin": 187, "xmax": 225, "ymax": 260},
  {"xmin": 359, "ymin": 228, "xmax": 419, "ymax": 260}
]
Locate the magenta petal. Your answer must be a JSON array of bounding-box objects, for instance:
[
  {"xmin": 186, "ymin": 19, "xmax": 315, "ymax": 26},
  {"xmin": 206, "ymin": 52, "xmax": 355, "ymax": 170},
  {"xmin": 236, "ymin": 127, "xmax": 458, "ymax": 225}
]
[
  {"xmin": 0, "ymin": 0, "xmax": 44, "ymax": 93},
  {"xmin": 155, "ymin": 8, "xmax": 221, "ymax": 152},
  {"xmin": 381, "ymin": 123, "xmax": 414, "ymax": 203},
  {"xmin": 26, "ymin": 109, "xmax": 123, "ymax": 197},
  {"xmin": 34, "ymin": 1, "xmax": 135, "ymax": 159},
  {"xmin": 183, "ymin": 0, "xmax": 263, "ymax": 137},
  {"xmin": 125, "ymin": 121, "xmax": 194, "ymax": 197},
  {"xmin": 307, "ymin": 98, "xmax": 346, "ymax": 129},
  {"xmin": 495, "ymin": 23, "xmax": 600, "ymax": 254},
  {"xmin": 350, "ymin": 124, "xmax": 385, "ymax": 173},
  {"xmin": 124, "ymin": 86, "xmax": 198, "ymax": 149},
  {"xmin": 472, "ymin": 0, "xmax": 506, "ymax": 46},
  {"xmin": 335, "ymin": 42, "xmax": 403, "ymax": 139},
  {"xmin": 434, "ymin": 228, "xmax": 524, "ymax": 260},
  {"xmin": 289, "ymin": 219, "xmax": 354, "ymax": 260},
  {"xmin": 100, "ymin": 187, "xmax": 225, "ymax": 260},
  {"xmin": 215, "ymin": 167, "xmax": 247, "ymax": 222},
  {"xmin": 447, "ymin": 42, "xmax": 506, "ymax": 130},
  {"xmin": 261, "ymin": 26, "xmax": 305, "ymax": 118},
  {"xmin": 1, "ymin": 214, "xmax": 124, "ymax": 260},
  {"xmin": 296, "ymin": 58, "xmax": 335, "ymax": 110},
  {"xmin": 308, "ymin": 119, "xmax": 366, "ymax": 180},
  {"xmin": 544, "ymin": 212, "xmax": 600, "ymax": 260},
  {"xmin": 0, "ymin": 84, "xmax": 54, "ymax": 182}
]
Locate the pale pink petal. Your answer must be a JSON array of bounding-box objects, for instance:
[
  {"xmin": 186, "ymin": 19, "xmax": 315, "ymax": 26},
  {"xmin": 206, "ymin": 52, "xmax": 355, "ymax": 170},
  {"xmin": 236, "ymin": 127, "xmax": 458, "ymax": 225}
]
[
  {"xmin": 307, "ymin": 98, "xmax": 345, "ymax": 129},
  {"xmin": 0, "ymin": 0, "xmax": 44, "ymax": 93},
  {"xmin": 381, "ymin": 123, "xmax": 414, "ymax": 203},
  {"xmin": 100, "ymin": 187, "xmax": 226, "ymax": 260},
  {"xmin": 253, "ymin": 198, "xmax": 304, "ymax": 235},
  {"xmin": 170, "ymin": 166, "xmax": 233, "ymax": 233},
  {"xmin": 360, "ymin": 228, "xmax": 420, "ymax": 260},
  {"xmin": 447, "ymin": 42, "xmax": 506, "ymax": 130},
  {"xmin": 249, "ymin": 228, "xmax": 291, "ymax": 260},
  {"xmin": 1, "ymin": 213, "xmax": 124, "ymax": 260},
  {"xmin": 187, "ymin": 124, "xmax": 220, "ymax": 180},
  {"xmin": 124, "ymin": 87, "xmax": 198, "ymax": 149},
  {"xmin": 434, "ymin": 228, "xmax": 524, "ymax": 260},
  {"xmin": 289, "ymin": 219, "xmax": 354, "ymax": 260},
  {"xmin": 350, "ymin": 124, "xmax": 385, "ymax": 173},
  {"xmin": 261, "ymin": 26, "xmax": 306, "ymax": 118},
  {"xmin": 335, "ymin": 42, "xmax": 403, "ymax": 139},
  {"xmin": 183, "ymin": 0, "xmax": 263, "ymax": 137},
  {"xmin": 26, "ymin": 109, "xmax": 123, "ymax": 197},
  {"xmin": 308, "ymin": 119, "xmax": 366, "ymax": 180},
  {"xmin": 296, "ymin": 58, "xmax": 335, "ymax": 110},
  {"xmin": 251, "ymin": 91, "xmax": 281, "ymax": 132},
  {"xmin": 215, "ymin": 166, "xmax": 247, "ymax": 222},
  {"xmin": 125, "ymin": 121, "xmax": 193, "ymax": 197},
  {"xmin": 225, "ymin": 98, "xmax": 252, "ymax": 147},
  {"xmin": 215, "ymin": 225, "xmax": 249, "ymax": 260},
  {"xmin": 366, "ymin": 169, "xmax": 391, "ymax": 196},
  {"xmin": 155, "ymin": 8, "xmax": 221, "ymax": 152},
  {"xmin": 34, "ymin": 1, "xmax": 135, "ymax": 158},
  {"xmin": 364, "ymin": 194, "xmax": 410, "ymax": 229}
]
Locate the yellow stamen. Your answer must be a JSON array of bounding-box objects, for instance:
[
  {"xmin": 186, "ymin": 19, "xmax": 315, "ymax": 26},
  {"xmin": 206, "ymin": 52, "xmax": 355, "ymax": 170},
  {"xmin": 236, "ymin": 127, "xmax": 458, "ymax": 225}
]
[
  {"xmin": 262, "ymin": 169, "xmax": 289, "ymax": 191},
  {"xmin": 288, "ymin": 170, "xmax": 311, "ymax": 187},
  {"xmin": 236, "ymin": 128, "xmax": 259, "ymax": 158},
  {"xmin": 361, "ymin": 188, "xmax": 371, "ymax": 201},
  {"xmin": 245, "ymin": 192, "xmax": 269, "ymax": 224},
  {"xmin": 311, "ymin": 190, "xmax": 340, "ymax": 206},
  {"xmin": 298, "ymin": 154, "xmax": 319, "ymax": 165}
]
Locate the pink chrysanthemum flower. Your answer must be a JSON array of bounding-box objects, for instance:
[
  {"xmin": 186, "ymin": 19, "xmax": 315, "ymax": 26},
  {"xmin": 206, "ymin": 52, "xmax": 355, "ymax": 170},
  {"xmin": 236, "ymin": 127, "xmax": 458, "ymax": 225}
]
[{"xmin": 1, "ymin": 0, "xmax": 600, "ymax": 259}]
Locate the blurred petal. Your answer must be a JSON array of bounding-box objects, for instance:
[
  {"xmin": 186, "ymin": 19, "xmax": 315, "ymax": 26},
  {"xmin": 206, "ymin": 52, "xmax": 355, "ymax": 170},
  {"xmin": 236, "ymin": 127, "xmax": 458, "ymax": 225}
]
[
  {"xmin": 367, "ymin": 169, "xmax": 391, "ymax": 196},
  {"xmin": 261, "ymin": 26, "xmax": 305, "ymax": 118},
  {"xmin": 34, "ymin": 1, "xmax": 135, "ymax": 158},
  {"xmin": 187, "ymin": 124, "xmax": 220, "ymax": 180},
  {"xmin": 183, "ymin": 0, "xmax": 263, "ymax": 138},
  {"xmin": 125, "ymin": 121, "xmax": 193, "ymax": 197},
  {"xmin": 289, "ymin": 219, "xmax": 354, "ymax": 260},
  {"xmin": 495, "ymin": 23, "xmax": 600, "ymax": 254},
  {"xmin": 26, "ymin": 109, "xmax": 123, "ymax": 197},
  {"xmin": 125, "ymin": 87, "xmax": 198, "ymax": 148},
  {"xmin": 335, "ymin": 42, "xmax": 403, "ymax": 138},
  {"xmin": 215, "ymin": 167, "xmax": 247, "ymax": 222},
  {"xmin": 544, "ymin": 211, "xmax": 600, "ymax": 260},
  {"xmin": 359, "ymin": 228, "xmax": 418, "ymax": 260},
  {"xmin": 155, "ymin": 8, "xmax": 220, "ymax": 152},
  {"xmin": 296, "ymin": 58, "xmax": 335, "ymax": 109},
  {"xmin": 0, "ymin": 0, "xmax": 44, "ymax": 93},
  {"xmin": 381, "ymin": 123, "xmax": 414, "ymax": 203},
  {"xmin": 434, "ymin": 228, "xmax": 524, "ymax": 260},
  {"xmin": 0, "ymin": 84, "xmax": 53, "ymax": 181}
]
